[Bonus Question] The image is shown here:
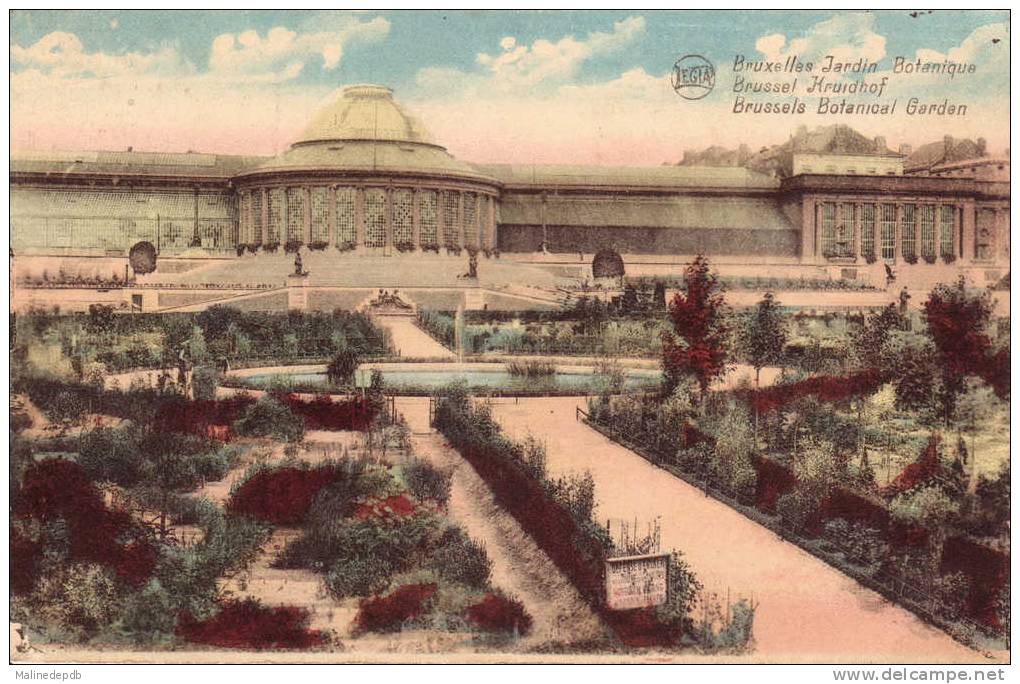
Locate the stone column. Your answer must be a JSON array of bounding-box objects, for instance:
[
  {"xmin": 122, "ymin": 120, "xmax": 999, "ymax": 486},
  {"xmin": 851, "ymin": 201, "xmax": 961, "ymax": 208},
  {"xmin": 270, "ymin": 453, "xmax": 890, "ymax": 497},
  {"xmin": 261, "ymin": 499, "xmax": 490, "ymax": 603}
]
[
  {"xmin": 303, "ymin": 187, "xmax": 313, "ymax": 245},
  {"xmin": 282, "ymin": 187, "xmax": 290, "ymax": 243},
  {"xmin": 436, "ymin": 190, "xmax": 447, "ymax": 247},
  {"xmin": 354, "ymin": 187, "xmax": 365, "ymax": 249},
  {"xmin": 485, "ymin": 196, "xmax": 495, "ymax": 251},
  {"xmin": 960, "ymin": 201, "xmax": 975, "ymax": 262},
  {"xmin": 327, "ymin": 186, "xmax": 337, "ymax": 248},
  {"xmin": 260, "ymin": 188, "xmax": 269, "ymax": 245},
  {"xmin": 384, "ymin": 187, "xmax": 393, "ymax": 251},
  {"xmin": 458, "ymin": 192, "xmax": 466, "ymax": 247},
  {"xmin": 853, "ymin": 202, "xmax": 862, "ymax": 261},
  {"xmin": 800, "ymin": 197, "xmax": 816, "ymax": 263},
  {"xmin": 894, "ymin": 203, "xmax": 903, "ymax": 263},
  {"xmin": 411, "ymin": 189, "xmax": 421, "ymax": 249}
]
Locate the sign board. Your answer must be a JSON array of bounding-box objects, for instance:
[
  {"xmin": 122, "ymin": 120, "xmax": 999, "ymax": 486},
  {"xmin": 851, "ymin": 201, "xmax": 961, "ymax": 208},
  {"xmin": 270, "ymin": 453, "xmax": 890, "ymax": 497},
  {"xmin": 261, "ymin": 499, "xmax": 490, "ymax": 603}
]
[{"xmin": 604, "ymin": 552, "xmax": 670, "ymax": 610}]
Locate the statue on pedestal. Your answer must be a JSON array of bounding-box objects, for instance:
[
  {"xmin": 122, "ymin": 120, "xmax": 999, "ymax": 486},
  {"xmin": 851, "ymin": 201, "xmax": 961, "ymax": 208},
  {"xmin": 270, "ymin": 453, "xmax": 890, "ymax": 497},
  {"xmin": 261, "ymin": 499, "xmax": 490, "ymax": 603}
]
[{"xmin": 293, "ymin": 251, "xmax": 305, "ymax": 276}]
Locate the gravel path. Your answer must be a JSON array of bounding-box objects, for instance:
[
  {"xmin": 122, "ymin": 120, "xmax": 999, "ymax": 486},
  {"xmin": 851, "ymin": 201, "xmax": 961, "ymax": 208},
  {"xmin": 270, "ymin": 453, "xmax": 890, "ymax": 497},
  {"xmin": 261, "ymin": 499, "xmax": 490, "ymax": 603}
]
[
  {"xmin": 489, "ymin": 396, "xmax": 985, "ymax": 664},
  {"xmin": 377, "ymin": 316, "xmax": 455, "ymax": 359},
  {"xmin": 399, "ymin": 396, "xmax": 609, "ymax": 649}
]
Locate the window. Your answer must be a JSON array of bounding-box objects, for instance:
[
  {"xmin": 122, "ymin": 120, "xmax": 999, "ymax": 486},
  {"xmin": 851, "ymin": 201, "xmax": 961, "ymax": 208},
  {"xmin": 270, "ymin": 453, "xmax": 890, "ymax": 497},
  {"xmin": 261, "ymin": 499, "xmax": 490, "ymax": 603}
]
[
  {"xmin": 442, "ymin": 192, "xmax": 460, "ymax": 247},
  {"xmin": 252, "ymin": 191, "xmax": 263, "ymax": 243},
  {"xmin": 900, "ymin": 204, "xmax": 916, "ymax": 260},
  {"xmin": 920, "ymin": 205, "xmax": 936, "ymax": 259},
  {"xmin": 335, "ymin": 187, "xmax": 356, "ymax": 245},
  {"xmin": 880, "ymin": 204, "xmax": 896, "ymax": 260},
  {"xmin": 364, "ymin": 189, "xmax": 386, "ymax": 247},
  {"xmin": 820, "ymin": 203, "xmax": 837, "ymax": 257},
  {"xmin": 463, "ymin": 193, "xmax": 478, "ymax": 247},
  {"xmin": 861, "ymin": 203, "xmax": 876, "ymax": 257},
  {"xmin": 391, "ymin": 189, "xmax": 413, "ymax": 246},
  {"xmin": 266, "ymin": 188, "xmax": 284, "ymax": 243},
  {"xmin": 286, "ymin": 187, "xmax": 305, "ymax": 242},
  {"xmin": 940, "ymin": 206, "xmax": 955, "ymax": 257},
  {"xmin": 838, "ymin": 203, "xmax": 855, "ymax": 257},
  {"xmin": 310, "ymin": 187, "xmax": 328, "ymax": 243},
  {"xmin": 419, "ymin": 191, "xmax": 438, "ymax": 247}
]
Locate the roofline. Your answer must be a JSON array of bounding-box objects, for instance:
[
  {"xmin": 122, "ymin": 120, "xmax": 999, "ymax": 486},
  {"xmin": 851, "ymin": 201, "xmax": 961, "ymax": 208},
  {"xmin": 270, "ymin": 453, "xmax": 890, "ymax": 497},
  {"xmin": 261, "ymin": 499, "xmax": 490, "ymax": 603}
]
[{"xmin": 778, "ymin": 173, "xmax": 1009, "ymax": 199}]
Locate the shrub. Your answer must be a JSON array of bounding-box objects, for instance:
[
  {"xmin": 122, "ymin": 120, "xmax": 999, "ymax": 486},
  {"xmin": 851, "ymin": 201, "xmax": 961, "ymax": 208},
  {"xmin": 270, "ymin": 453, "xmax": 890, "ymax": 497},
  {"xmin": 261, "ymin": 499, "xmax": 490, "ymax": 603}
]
[
  {"xmin": 233, "ymin": 395, "xmax": 305, "ymax": 442},
  {"xmin": 78, "ymin": 426, "xmax": 145, "ymax": 486},
  {"xmin": 402, "ymin": 457, "xmax": 452, "ymax": 505},
  {"xmin": 116, "ymin": 578, "xmax": 176, "ymax": 644},
  {"xmin": 505, "ymin": 360, "xmax": 555, "ymax": 377},
  {"xmin": 190, "ymin": 365, "xmax": 221, "ymax": 401},
  {"xmin": 354, "ymin": 583, "xmax": 438, "ymax": 633},
  {"xmin": 325, "ymin": 555, "xmax": 395, "ymax": 598},
  {"xmin": 427, "ymin": 526, "xmax": 492, "ymax": 589},
  {"xmin": 227, "ymin": 463, "xmax": 345, "ymax": 525},
  {"xmin": 464, "ymin": 593, "xmax": 532, "ymax": 635},
  {"xmin": 59, "ymin": 563, "xmax": 120, "ymax": 635},
  {"xmin": 176, "ymin": 598, "xmax": 322, "ymax": 649}
]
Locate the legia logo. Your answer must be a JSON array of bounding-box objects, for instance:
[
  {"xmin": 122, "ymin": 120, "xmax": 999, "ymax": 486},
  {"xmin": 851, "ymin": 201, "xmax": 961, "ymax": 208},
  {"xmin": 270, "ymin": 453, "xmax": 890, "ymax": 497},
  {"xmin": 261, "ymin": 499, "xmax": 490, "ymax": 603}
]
[{"xmin": 672, "ymin": 54, "xmax": 715, "ymax": 101}]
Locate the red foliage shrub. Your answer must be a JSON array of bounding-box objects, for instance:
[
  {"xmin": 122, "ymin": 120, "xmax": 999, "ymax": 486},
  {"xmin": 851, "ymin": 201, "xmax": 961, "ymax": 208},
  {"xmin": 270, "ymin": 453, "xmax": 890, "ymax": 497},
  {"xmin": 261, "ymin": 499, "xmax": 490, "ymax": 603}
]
[
  {"xmin": 352, "ymin": 494, "xmax": 419, "ymax": 522},
  {"xmin": 604, "ymin": 607, "xmax": 678, "ymax": 648},
  {"xmin": 942, "ymin": 536, "xmax": 1009, "ymax": 629},
  {"xmin": 882, "ymin": 434, "xmax": 942, "ymax": 498},
  {"xmin": 205, "ymin": 424, "xmax": 232, "ymax": 441},
  {"xmin": 10, "ymin": 525, "xmax": 42, "ymax": 595},
  {"xmin": 12, "ymin": 460, "xmax": 156, "ymax": 586},
  {"xmin": 750, "ymin": 369, "xmax": 886, "ymax": 414},
  {"xmin": 177, "ymin": 598, "xmax": 322, "ymax": 649},
  {"xmin": 226, "ymin": 465, "xmax": 344, "ymax": 525},
  {"xmin": 751, "ymin": 455, "xmax": 797, "ymax": 513},
  {"xmin": 464, "ymin": 593, "xmax": 533, "ymax": 635},
  {"xmin": 354, "ymin": 583, "xmax": 438, "ymax": 633},
  {"xmin": 276, "ymin": 392, "xmax": 376, "ymax": 431}
]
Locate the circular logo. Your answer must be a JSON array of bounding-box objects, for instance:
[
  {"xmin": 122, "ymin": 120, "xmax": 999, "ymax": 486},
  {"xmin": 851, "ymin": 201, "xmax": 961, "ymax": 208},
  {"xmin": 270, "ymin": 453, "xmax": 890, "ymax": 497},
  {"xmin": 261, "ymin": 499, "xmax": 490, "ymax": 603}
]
[{"xmin": 672, "ymin": 54, "xmax": 715, "ymax": 100}]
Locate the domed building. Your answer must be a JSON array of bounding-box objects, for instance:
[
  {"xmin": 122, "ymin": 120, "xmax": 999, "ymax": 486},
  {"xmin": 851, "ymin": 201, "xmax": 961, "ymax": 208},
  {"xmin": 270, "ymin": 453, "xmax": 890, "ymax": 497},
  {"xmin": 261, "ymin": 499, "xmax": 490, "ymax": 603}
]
[
  {"xmin": 233, "ymin": 85, "xmax": 500, "ymax": 255},
  {"xmin": 9, "ymin": 83, "xmax": 1011, "ymax": 312}
]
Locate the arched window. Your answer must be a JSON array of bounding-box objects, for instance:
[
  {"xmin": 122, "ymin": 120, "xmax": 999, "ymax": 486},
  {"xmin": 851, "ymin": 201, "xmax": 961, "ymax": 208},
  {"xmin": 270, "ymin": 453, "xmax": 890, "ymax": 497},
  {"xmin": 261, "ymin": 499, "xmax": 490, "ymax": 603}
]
[
  {"xmin": 939, "ymin": 206, "xmax": 955, "ymax": 257},
  {"xmin": 419, "ymin": 191, "xmax": 438, "ymax": 247},
  {"xmin": 335, "ymin": 187, "xmax": 356, "ymax": 246}
]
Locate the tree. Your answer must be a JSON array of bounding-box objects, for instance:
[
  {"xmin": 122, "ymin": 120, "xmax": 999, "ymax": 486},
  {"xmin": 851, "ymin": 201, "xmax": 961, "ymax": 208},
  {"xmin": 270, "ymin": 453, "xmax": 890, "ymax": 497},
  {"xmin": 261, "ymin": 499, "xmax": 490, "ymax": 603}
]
[
  {"xmin": 851, "ymin": 303, "xmax": 904, "ymax": 371},
  {"xmin": 736, "ymin": 293, "xmax": 787, "ymax": 444},
  {"xmin": 662, "ymin": 255, "xmax": 729, "ymax": 398},
  {"xmin": 737, "ymin": 293, "xmax": 788, "ymax": 386},
  {"xmin": 79, "ymin": 425, "xmax": 226, "ymax": 542},
  {"xmin": 326, "ymin": 348, "xmax": 362, "ymax": 387},
  {"xmin": 923, "ymin": 278, "xmax": 995, "ymax": 424}
]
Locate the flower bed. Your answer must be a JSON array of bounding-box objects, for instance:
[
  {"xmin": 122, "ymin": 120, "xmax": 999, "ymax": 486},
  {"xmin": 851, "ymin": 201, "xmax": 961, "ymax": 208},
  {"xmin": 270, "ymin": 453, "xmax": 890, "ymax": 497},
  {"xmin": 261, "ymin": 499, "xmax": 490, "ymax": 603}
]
[
  {"xmin": 177, "ymin": 598, "xmax": 322, "ymax": 649},
  {"xmin": 463, "ymin": 593, "xmax": 532, "ymax": 635},
  {"xmin": 353, "ymin": 583, "xmax": 438, "ymax": 633},
  {"xmin": 12, "ymin": 459, "xmax": 156, "ymax": 588},
  {"xmin": 227, "ymin": 463, "xmax": 351, "ymax": 525}
]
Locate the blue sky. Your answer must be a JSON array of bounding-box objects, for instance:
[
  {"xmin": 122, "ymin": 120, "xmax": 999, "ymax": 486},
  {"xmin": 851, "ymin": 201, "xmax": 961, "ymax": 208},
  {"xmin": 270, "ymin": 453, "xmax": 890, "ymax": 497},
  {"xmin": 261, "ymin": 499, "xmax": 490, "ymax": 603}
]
[{"xmin": 9, "ymin": 10, "xmax": 1011, "ymax": 164}]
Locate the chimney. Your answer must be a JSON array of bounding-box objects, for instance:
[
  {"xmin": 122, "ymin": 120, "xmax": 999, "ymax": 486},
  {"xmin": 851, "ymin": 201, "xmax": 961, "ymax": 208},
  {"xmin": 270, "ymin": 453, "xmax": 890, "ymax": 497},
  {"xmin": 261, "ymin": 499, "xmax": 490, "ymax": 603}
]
[
  {"xmin": 874, "ymin": 136, "xmax": 887, "ymax": 152},
  {"xmin": 898, "ymin": 143, "xmax": 912, "ymax": 157}
]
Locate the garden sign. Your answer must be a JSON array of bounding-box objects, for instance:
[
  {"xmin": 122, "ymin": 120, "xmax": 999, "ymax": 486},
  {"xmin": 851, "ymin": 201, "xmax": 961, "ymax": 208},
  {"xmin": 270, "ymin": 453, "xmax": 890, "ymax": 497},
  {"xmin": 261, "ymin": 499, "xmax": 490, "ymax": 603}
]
[{"xmin": 604, "ymin": 552, "xmax": 670, "ymax": 610}]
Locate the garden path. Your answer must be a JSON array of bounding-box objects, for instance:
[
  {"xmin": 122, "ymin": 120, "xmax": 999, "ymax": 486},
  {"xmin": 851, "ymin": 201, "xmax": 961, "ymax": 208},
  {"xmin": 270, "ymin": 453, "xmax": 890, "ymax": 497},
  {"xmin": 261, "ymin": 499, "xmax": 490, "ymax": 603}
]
[
  {"xmin": 399, "ymin": 396, "xmax": 610, "ymax": 649},
  {"xmin": 489, "ymin": 397, "xmax": 985, "ymax": 663},
  {"xmin": 377, "ymin": 316, "xmax": 455, "ymax": 359}
]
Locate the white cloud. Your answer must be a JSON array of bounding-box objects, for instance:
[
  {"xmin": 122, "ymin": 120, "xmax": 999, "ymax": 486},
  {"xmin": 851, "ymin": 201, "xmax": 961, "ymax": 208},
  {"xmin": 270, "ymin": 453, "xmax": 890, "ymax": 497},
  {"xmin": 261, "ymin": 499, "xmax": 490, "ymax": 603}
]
[
  {"xmin": 208, "ymin": 16, "xmax": 390, "ymax": 81},
  {"xmin": 755, "ymin": 12, "xmax": 887, "ymax": 64},
  {"xmin": 10, "ymin": 31, "xmax": 192, "ymax": 79},
  {"xmin": 473, "ymin": 16, "xmax": 646, "ymax": 89}
]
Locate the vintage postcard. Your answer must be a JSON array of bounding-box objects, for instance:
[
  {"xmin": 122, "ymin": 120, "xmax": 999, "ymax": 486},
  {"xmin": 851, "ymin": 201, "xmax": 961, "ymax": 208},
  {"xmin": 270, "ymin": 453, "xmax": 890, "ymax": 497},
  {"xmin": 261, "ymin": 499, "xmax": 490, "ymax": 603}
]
[{"xmin": 7, "ymin": 9, "xmax": 1011, "ymax": 671}]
